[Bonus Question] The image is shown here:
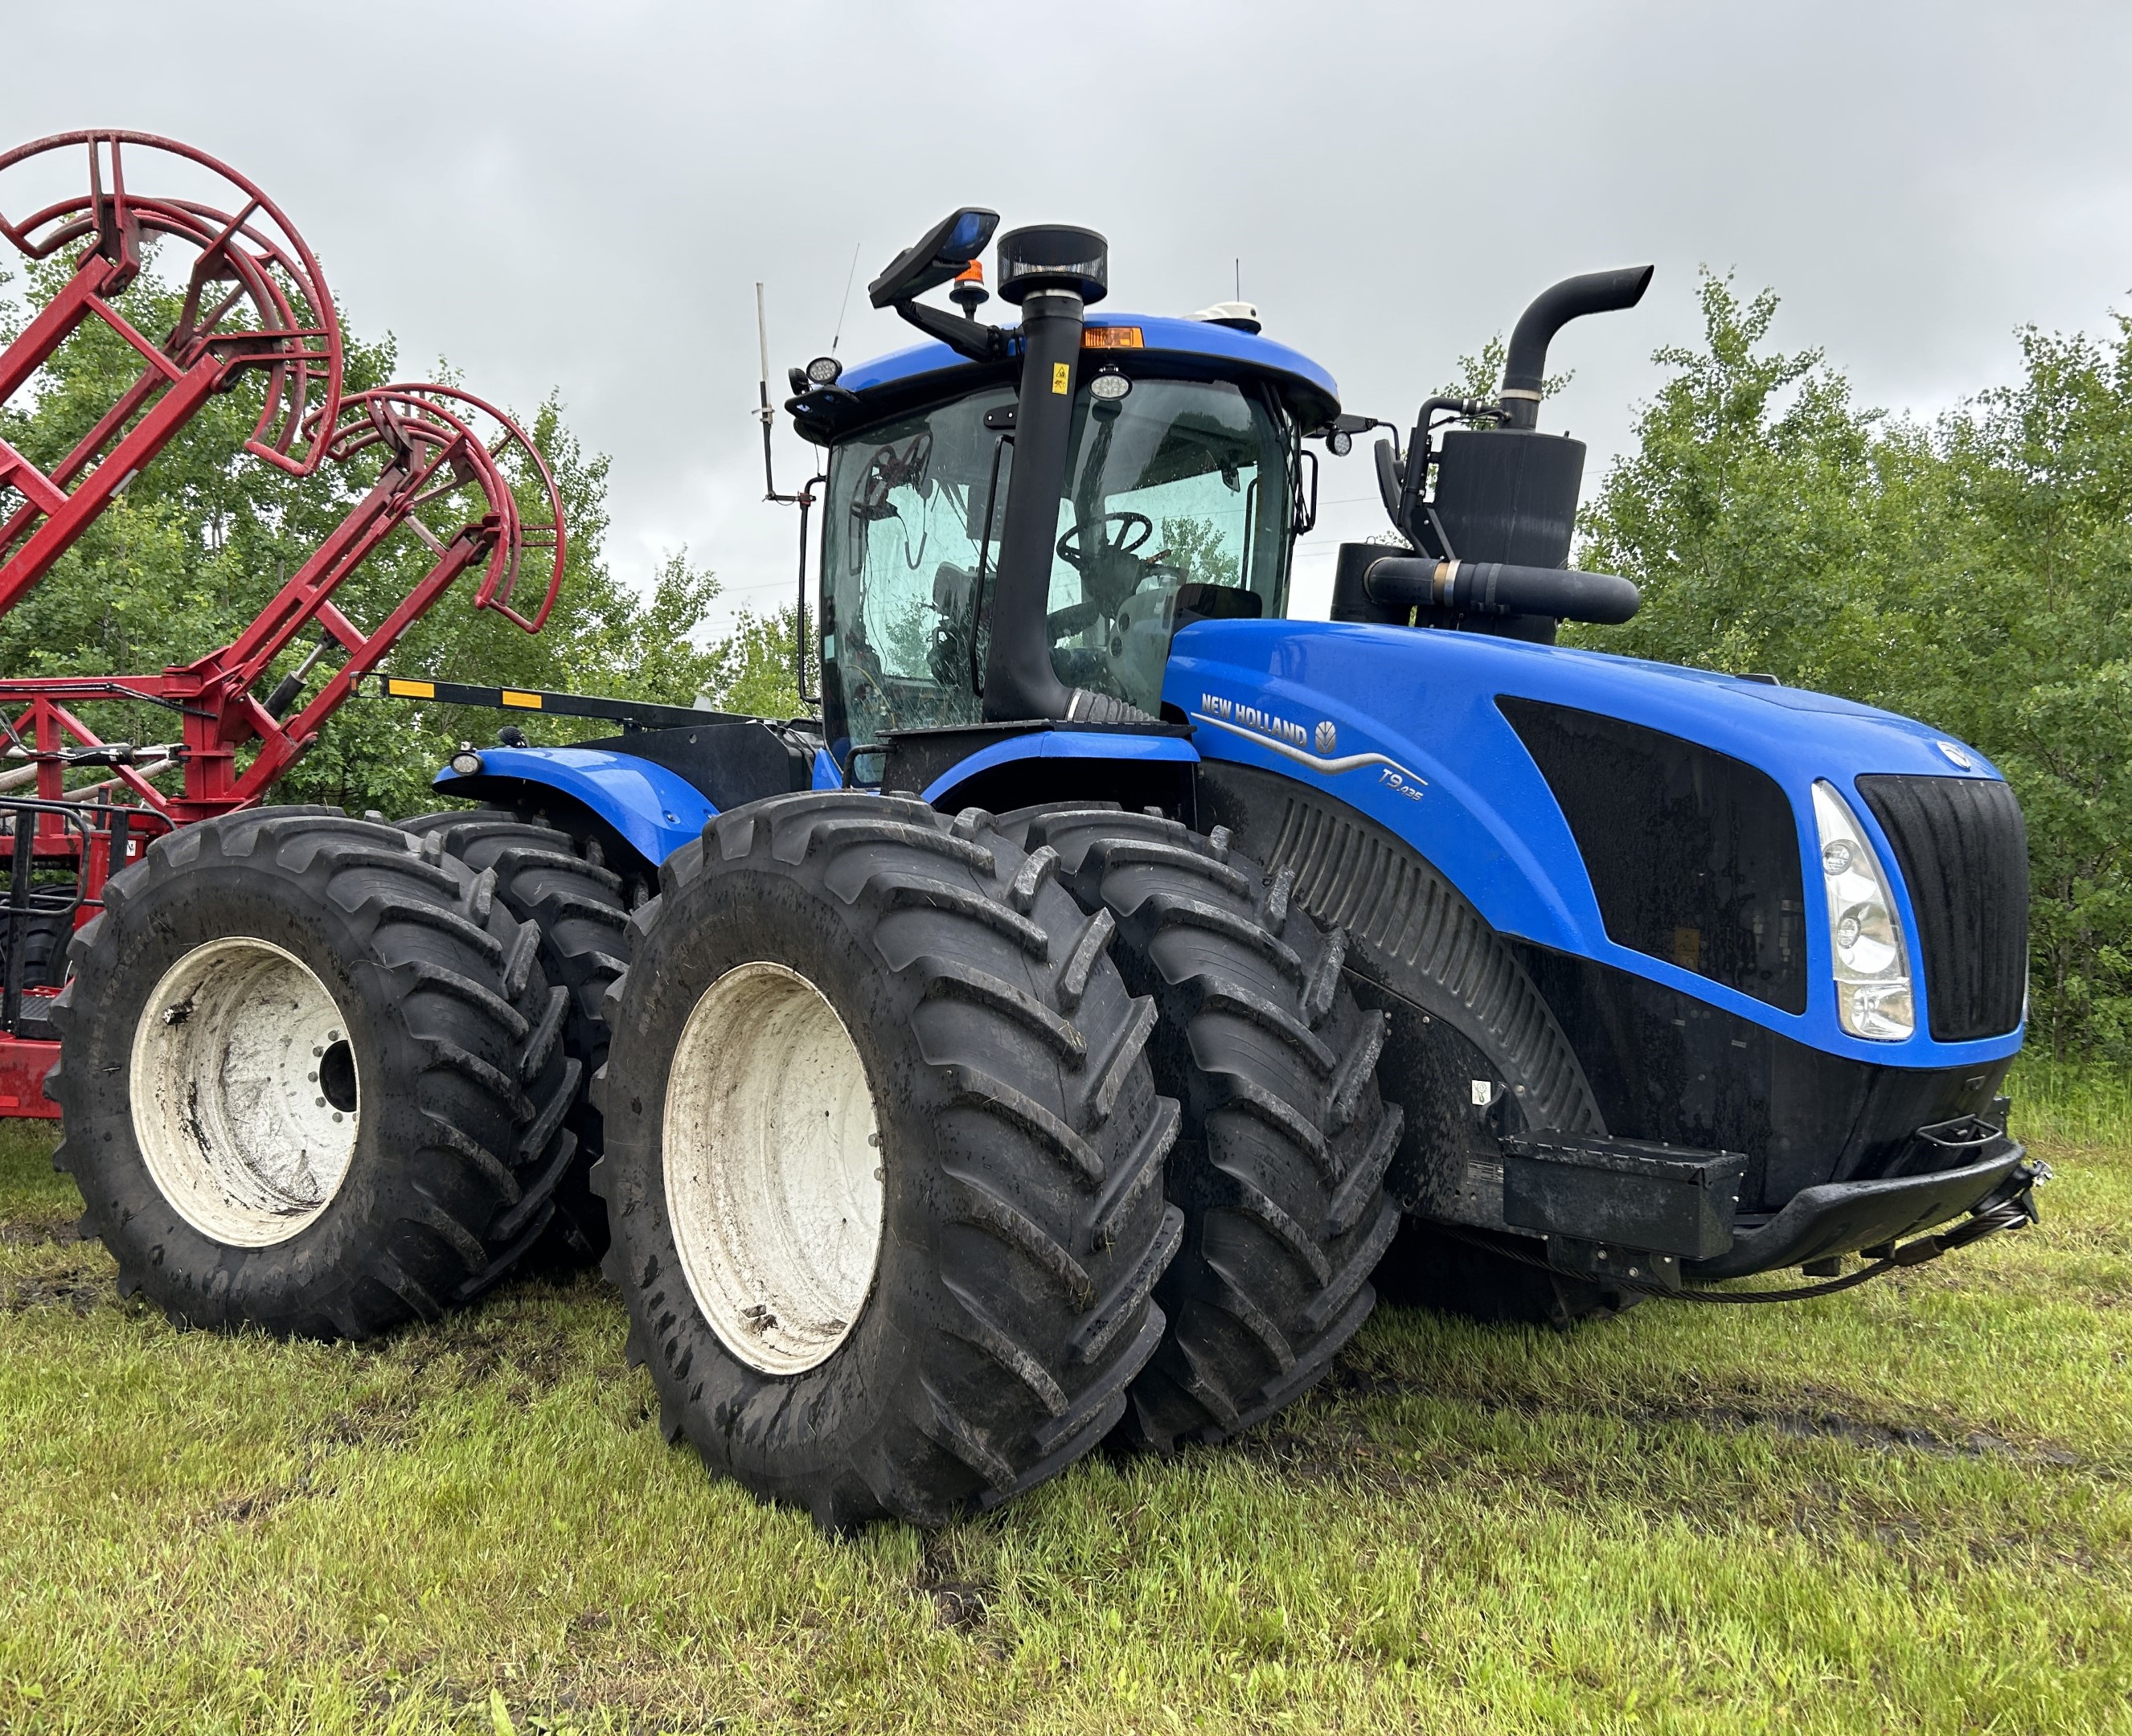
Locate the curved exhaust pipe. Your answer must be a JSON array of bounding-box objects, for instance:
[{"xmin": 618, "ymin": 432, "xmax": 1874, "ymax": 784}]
[{"xmin": 1499, "ymin": 264, "xmax": 1654, "ymax": 429}]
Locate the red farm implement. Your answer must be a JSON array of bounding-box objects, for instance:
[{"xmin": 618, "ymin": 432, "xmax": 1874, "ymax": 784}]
[{"xmin": 0, "ymin": 132, "xmax": 564, "ymax": 1116}]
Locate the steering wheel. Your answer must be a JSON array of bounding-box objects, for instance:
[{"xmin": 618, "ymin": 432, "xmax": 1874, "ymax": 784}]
[{"xmin": 1056, "ymin": 511, "xmax": 1153, "ymax": 570}]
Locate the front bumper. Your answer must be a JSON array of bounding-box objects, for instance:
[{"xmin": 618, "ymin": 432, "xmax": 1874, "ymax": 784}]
[
  {"xmin": 1686, "ymin": 1119, "xmax": 2027, "ymax": 1280},
  {"xmin": 1497, "ymin": 1113, "xmax": 2038, "ymax": 1287}
]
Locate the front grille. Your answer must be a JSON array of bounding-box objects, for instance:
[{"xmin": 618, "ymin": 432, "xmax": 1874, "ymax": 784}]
[
  {"xmin": 1855, "ymin": 774, "xmax": 2027, "ymax": 1042},
  {"xmin": 1501, "ymin": 699, "xmax": 1808, "ymax": 1012}
]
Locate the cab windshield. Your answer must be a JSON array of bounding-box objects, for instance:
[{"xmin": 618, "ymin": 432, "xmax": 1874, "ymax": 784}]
[{"xmin": 822, "ymin": 376, "xmax": 1294, "ymax": 747}]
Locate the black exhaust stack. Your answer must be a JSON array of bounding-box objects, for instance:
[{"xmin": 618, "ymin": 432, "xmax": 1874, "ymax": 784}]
[
  {"xmin": 1499, "ymin": 264, "xmax": 1653, "ymax": 430},
  {"xmin": 1335, "ymin": 265, "xmax": 1653, "ymax": 640},
  {"xmin": 981, "ymin": 226, "xmax": 1151, "ymax": 724}
]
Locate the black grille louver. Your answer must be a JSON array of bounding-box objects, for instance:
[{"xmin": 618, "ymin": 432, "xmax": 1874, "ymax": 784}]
[
  {"xmin": 1855, "ymin": 775, "xmax": 2028, "ymax": 1042},
  {"xmin": 1500, "ymin": 699, "xmax": 1809, "ymax": 1013}
]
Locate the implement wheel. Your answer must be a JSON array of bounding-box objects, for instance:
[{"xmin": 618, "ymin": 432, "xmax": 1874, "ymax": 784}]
[
  {"xmin": 48, "ymin": 809, "xmax": 580, "ymax": 1337},
  {"xmin": 399, "ymin": 809, "xmax": 629, "ymax": 1263},
  {"xmin": 1001, "ymin": 805, "xmax": 1404, "ymax": 1450},
  {"xmin": 592, "ymin": 792, "xmax": 1183, "ymax": 1529}
]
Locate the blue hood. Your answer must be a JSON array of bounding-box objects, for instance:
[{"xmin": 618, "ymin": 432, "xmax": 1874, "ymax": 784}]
[{"xmin": 1166, "ymin": 618, "xmax": 2014, "ymax": 1069}]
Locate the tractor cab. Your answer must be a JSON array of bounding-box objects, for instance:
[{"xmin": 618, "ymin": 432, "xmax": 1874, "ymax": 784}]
[
  {"xmin": 785, "ymin": 213, "xmax": 1339, "ymax": 774},
  {"xmin": 786, "ymin": 210, "xmax": 1642, "ymax": 790},
  {"xmin": 810, "ymin": 330, "xmax": 1319, "ymax": 747}
]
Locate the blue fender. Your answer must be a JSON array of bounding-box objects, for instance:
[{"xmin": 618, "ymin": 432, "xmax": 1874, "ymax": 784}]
[
  {"xmin": 433, "ymin": 745, "xmax": 715, "ymax": 868},
  {"xmin": 1166, "ymin": 618, "xmax": 2021, "ymax": 1071}
]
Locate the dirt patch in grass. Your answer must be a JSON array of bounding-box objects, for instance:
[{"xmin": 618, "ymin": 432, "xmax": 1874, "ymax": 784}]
[
  {"xmin": 1322, "ymin": 1349, "xmax": 2093, "ymax": 1469},
  {"xmin": 332, "ymin": 1296, "xmax": 589, "ymax": 1406},
  {"xmin": 0, "ymin": 1216, "xmax": 79, "ymax": 1247},
  {"xmin": 1628, "ymin": 1394, "xmax": 2085, "ymax": 1465},
  {"xmin": 0, "ymin": 1263, "xmax": 108, "ymax": 1314},
  {"xmin": 201, "ymin": 1473, "xmax": 321, "ymax": 1531},
  {"xmin": 914, "ymin": 1531, "xmax": 995, "ymax": 1632},
  {"xmin": 1230, "ymin": 1361, "xmax": 2096, "ymax": 1521},
  {"xmin": 310, "ymin": 1392, "xmax": 423, "ymax": 1454}
]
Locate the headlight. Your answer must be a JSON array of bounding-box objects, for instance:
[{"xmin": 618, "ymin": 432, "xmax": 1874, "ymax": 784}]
[{"xmin": 1811, "ymin": 780, "xmax": 1913, "ymax": 1040}]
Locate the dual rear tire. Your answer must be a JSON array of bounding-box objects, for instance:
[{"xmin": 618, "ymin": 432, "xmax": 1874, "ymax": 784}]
[
  {"xmin": 1000, "ymin": 806, "xmax": 1404, "ymax": 1448},
  {"xmin": 397, "ymin": 810, "xmax": 630, "ymax": 1263},
  {"xmin": 51, "ymin": 809, "xmax": 581, "ymax": 1337},
  {"xmin": 592, "ymin": 794, "xmax": 1403, "ymax": 1525}
]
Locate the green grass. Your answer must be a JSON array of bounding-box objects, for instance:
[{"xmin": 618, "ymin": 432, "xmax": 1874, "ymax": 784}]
[{"xmin": 2, "ymin": 1064, "xmax": 2127, "ymax": 1734}]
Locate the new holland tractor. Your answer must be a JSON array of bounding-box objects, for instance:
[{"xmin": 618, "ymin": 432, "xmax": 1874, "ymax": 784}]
[{"xmin": 54, "ymin": 206, "xmax": 2042, "ymax": 1530}]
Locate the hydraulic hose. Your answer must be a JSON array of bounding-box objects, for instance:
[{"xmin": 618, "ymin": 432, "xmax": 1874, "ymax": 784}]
[{"xmin": 1362, "ymin": 554, "xmax": 1641, "ymax": 625}]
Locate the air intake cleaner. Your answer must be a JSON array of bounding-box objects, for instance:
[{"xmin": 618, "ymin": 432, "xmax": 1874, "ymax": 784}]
[{"xmin": 995, "ymin": 224, "xmax": 1109, "ymax": 305}]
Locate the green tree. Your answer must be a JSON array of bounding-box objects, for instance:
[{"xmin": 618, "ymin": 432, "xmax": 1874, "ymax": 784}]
[
  {"xmin": 698, "ymin": 601, "xmax": 818, "ymax": 721},
  {"xmin": 1158, "ymin": 516, "xmax": 1240, "ymax": 589},
  {"xmin": 1437, "ymin": 333, "xmax": 1572, "ymax": 406}
]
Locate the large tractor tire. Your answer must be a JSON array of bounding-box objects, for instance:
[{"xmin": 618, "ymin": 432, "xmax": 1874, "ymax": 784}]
[
  {"xmin": 1000, "ymin": 805, "xmax": 1404, "ymax": 1451},
  {"xmin": 399, "ymin": 809, "xmax": 629, "ymax": 1263},
  {"xmin": 591, "ymin": 792, "xmax": 1183, "ymax": 1529},
  {"xmin": 47, "ymin": 808, "xmax": 581, "ymax": 1338}
]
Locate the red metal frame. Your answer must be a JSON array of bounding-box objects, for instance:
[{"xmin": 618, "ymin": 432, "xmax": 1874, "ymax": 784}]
[
  {"xmin": 0, "ymin": 131, "xmax": 566, "ymax": 1116},
  {"xmin": 0, "ymin": 798, "xmax": 146, "ymax": 1117},
  {"xmin": 0, "ymin": 383, "xmax": 565, "ymax": 815},
  {"xmin": 0, "ymin": 130, "xmax": 343, "ymax": 617},
  {"xmin": 0, "ymin": 1045, "xmax": 59, "ymax": 1117},
  {"xmin": 0, "ymin": 382, "xmax": 566, "ymax": 1113},
  {"xmin": 0, "ymin": 126, "xmax": 568, "ymax": 1115}
]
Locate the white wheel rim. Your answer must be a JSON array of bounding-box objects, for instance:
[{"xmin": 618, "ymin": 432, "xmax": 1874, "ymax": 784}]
[
  {"xmin": 129, "ymin": 937, "xmax": 361, "ymax": 1248},
  {"xmin": 663, "ymin": 961, "xmax": 885, "ymax": 1376}
]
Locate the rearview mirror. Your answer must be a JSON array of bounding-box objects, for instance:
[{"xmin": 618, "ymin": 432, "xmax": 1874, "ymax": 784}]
[{"xmin": 867, "ymin": 207, "xmax": 1001, "ymax": 309}]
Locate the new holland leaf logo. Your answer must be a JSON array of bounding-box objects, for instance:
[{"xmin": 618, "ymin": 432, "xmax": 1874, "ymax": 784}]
[{"xmin": 1314, "ymin": 720, "xmax": 1338, "ymax": 754}]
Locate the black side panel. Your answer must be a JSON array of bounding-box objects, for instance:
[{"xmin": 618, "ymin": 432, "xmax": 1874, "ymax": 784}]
[
  {"xmin": 575, "ymin": 723, "xmax": 813, "ymax": 811},
  {"xmin": 929, "ymin": 756, "xmax": 1195, "ymax": 821},
  {"xmin": 1500, "ymin": 698, "xmax": 1808, "ymax": 1013},
  {"xmin": 879, "ymin": 719, "xmax": 1192, "ymax": 800},
  {"xmin": 1855, "ymin": 774, "xmax": 2028, "ymax": 1042},
  {"xmin": 1510, "ymin": 939, "xmax": 2015, "ymax": 1211}
]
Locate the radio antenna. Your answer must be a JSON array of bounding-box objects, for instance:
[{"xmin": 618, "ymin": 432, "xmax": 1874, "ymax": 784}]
[
  {"xmin": 830, "ymin": 240, "xmax": 861, "ymax": 354},
  {"xmin": 754, "ymin": 282, "xmax": 782, "ymax": 497},
  {"xmin": 752, "ymin": 281, "xmax": 821, "ymax": 710}
]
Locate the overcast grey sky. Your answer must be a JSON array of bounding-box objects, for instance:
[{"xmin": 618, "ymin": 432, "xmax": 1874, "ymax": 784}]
[{"xmin": 8, "ymin": 1, "xmax": 2131, "ymax": 630}]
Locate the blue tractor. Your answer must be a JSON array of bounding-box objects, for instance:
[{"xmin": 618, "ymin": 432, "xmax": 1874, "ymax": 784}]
[{"xmin": 408, "ymin": 213, "xmax": 2040, "ymax": 1527}]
